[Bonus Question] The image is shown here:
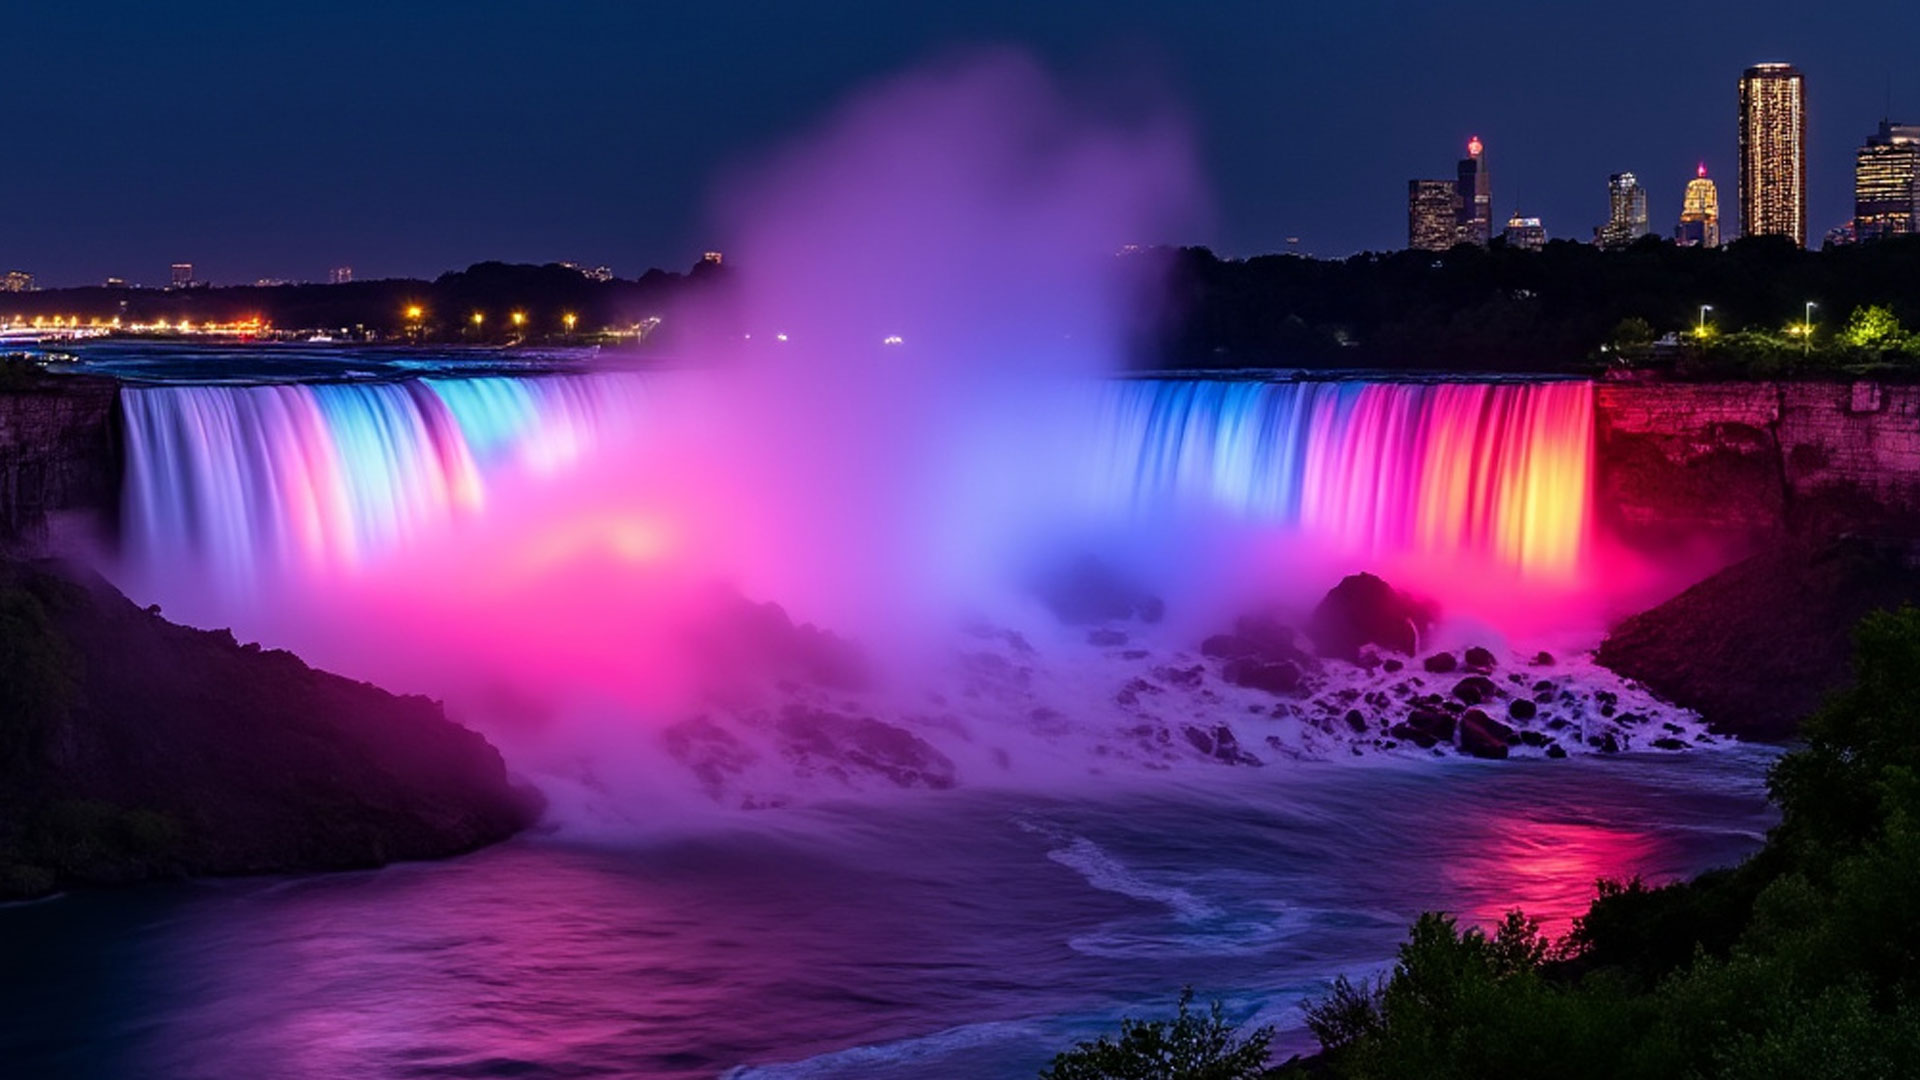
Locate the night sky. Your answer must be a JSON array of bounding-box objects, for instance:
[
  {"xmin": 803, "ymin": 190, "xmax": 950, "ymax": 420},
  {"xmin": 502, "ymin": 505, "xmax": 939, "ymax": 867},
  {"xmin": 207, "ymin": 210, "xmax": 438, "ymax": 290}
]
[{"xmin": 7, "ymin": 0, "xmax": 1919, "ymax": 287}]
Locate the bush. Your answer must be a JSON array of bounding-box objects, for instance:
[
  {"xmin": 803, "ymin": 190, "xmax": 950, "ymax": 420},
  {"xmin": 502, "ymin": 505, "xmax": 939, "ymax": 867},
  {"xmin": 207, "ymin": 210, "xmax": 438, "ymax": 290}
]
[{"xmin": 1041, "ymin": 988, "xmax": 1275, "ymax": 1080}]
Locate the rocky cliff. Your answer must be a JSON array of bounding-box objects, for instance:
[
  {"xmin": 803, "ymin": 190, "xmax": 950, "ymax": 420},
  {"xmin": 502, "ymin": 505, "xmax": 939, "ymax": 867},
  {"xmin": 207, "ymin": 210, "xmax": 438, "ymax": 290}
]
[
  {"xmin": 1596, "ymin": 381, "xmax": 1920, "ymax": 546},
  {"xmin": 0, "ymin": 371, "xmax": 118, "ymax": 548},
  {"xmin": 0, "ymin": 557, "xmax": 540, "ymax": 899}
]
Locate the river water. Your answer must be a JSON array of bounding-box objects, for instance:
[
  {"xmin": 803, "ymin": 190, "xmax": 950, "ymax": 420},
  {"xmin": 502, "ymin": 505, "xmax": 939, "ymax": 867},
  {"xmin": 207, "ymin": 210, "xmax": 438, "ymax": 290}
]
[{"xmin": 1, "ymin": 748, "xmax": 1775, "ymax": 1079}]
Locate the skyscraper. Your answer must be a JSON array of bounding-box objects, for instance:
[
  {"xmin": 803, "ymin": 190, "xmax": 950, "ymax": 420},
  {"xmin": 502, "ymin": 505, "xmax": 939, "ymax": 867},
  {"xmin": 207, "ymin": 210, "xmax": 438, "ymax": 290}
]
[
  {"xmin": 329, "ymin": 265, "xmax": 353, "ymax": 284},
  {"xmin": 1502, "ymin": 212, "xmax": 1547, "ymax": 250},
  {"xmin": 1408, "ymin": 179, "xmax": 1461, "ymax": 251},
  {"xmin": 1594, "ymin": 172, "xmax": 1650, "ymax": 248},
  {"xmin": 1738, "ymin": 62, "xmax": 1807, "ymax": 246},
  {"xmin": 1855, "ymin": 120, "xmax": 1920, "ymax": 242},
  {"xmin": 1675, "ymin": 164, "xmax": 1722, "ymax": 248},
  {"xmin": 170, "ymin": 262, "xmax": 194, "ymax": 289},
  {"xmin": 1455, "ymin": 136, "xmax": 1492, "ymax": 246}
]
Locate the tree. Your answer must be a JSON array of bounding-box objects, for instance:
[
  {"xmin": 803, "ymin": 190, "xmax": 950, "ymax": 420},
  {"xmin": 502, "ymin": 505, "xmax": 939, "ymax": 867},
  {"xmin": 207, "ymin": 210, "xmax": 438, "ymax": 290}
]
[
  {"xmin": 1840, "ymin": 305, "xmax": 1907, "ymax": 351},
  {"xmin": 1041, "ymin": 988, "xmax": 1275, "ymax": 1080}
]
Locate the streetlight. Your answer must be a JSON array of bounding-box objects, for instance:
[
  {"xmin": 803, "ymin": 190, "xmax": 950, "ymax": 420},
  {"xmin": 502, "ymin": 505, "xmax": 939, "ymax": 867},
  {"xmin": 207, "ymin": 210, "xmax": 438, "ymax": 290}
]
[
  {"xmin": 1803, "ymin": 301, "xmax": 1818, "ymax": 357},
  {"xmin": 510, "ymin": 311, "xmax": 527, "ymax": 328},
  {"xmin": 562, "ymin": 312, "xmax": 577, "ymax": 334},
  {"xmin": 1697, "ymin": 305, "xmax": 1713, "ymax": 337}
]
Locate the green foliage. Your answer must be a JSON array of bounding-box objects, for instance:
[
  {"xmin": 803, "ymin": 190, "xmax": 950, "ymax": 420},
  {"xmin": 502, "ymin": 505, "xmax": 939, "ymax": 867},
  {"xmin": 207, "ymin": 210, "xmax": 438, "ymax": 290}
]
[
  {"xmin": 1041, "ymin": 988, "xmax": 1275, "ymax": 1080},
  {"xmin": 1840, "ymin": 304, "xmax": 1908, "ymax": 351},
  {"xmin": 1287, "ymin": 605, "xmax": 1920, "ymax": 1079}
]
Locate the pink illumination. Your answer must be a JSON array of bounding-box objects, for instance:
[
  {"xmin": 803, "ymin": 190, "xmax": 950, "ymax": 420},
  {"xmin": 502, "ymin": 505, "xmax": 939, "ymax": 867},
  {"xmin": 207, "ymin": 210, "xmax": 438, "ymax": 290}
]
[{"xmin": 1467, "ymin": 135, "xmax": 1483, "ymax": 157}]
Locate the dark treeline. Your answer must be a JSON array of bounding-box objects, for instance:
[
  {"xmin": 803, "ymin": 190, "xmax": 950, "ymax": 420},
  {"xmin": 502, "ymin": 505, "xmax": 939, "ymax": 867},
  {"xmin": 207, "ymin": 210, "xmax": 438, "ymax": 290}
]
[
  {"xmin": 2, "ymin": 260, "xmax": 732, "ymax": 345},
  {"xmin": 1144, "ymin": 235, "xmax": 1920, "ymax": 373}
]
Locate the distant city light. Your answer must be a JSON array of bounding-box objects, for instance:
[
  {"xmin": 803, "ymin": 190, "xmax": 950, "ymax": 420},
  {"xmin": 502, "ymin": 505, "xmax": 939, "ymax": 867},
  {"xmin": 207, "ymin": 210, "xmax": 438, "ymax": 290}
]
[
  {"xmin": 510, "ymin": 311, "xmax": 527, "ymax": 327},
  {"xmin": 882, "ymin": 334, "xmax": 904, "ymax": 346}
]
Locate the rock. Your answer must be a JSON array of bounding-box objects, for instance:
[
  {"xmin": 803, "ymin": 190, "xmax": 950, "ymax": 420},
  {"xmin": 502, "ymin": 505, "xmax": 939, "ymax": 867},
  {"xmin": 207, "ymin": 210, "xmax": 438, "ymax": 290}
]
[
  {"xmin": 1508, "ymin": 698, "xmax": 1538, "ymax": 721},
  {"xmin": 0, "ymin": 558, "xmax": 537, "ymax": 901},
  {"xmin": 1087, "ymin": 628, "xmax": 1130, "ymax": 647},
  {"xmin": 1382, "ymin": 658, "xmax": 1404, "ymax": 673},
  {"xmin": 1519, "ymin": 730, "xmax": 1549, "ymax": 747},
  {"xmin": 1545, "ymin": 743, "xmax": 1568, "ymax": 759},
  {"xmin": 1463, "ymin": 645, "xmax": 1498, "ymax": 672},
  {"xmin": 1343, "ymin": 708, "xmax": 1368, "ymax": 733},
  {"xmin": 1532, "ymin": 679, "xmax": 1555, "ymax": 694},
  {"xmin": 1422, "ymin": 652, "xmax": 1458, "ymax": 674},
  {"xmin": 1531, "ymin": 651, "xmax": 1556, "ymax": 667},
  {"xmin": 1405, "ymin": 707, "xmax": 1456, "ymax": 742},
  {"xmin": 1651, "ymin": 737, "xmax": 1689, "ymax": 751},
  {"xmin": 1306, "ymin": 572, "xmax": 1434, "ymax": 661},
  {"xmin": 692, "ymin": 589, "xmax": 871, "ymax": 691},
  {"xmin": 1451, "ymin": 675, "xmax": 1498, "ymax": 704},
  {"xmin": 1388, "ymin": 722, "xmax": 1438, "ymax": 749},
  {"xmin": 1587, "ymin": 732, "xmax": 1621, "ymax": 753},
  {"xmin": 776, "ymin": 706, "xmax": 958, "ymax": 790},
  {"xmin": 1222, "ymin": 657, "xmax": 1302, "ymax": 695},
  {"xmin": 1459, "ymin": 708, "xmax": 1518, "ymax": 759}
]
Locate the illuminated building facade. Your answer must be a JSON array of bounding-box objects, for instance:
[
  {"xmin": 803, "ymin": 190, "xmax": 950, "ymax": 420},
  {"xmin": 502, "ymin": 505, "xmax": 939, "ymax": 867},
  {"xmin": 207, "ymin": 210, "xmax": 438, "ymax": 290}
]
[
  {"xmin": 1, "ymin": 270, "xmax": 32, "ymax": 293},
  {"xmin": 1675, "ymin": 164, "xmax": 1722, "ymax": 247},
  {"xmin": 1594, "ymin": 172, "xmax": 1649, "ymax": 248},
  {"xmin": 170, "ymin": 262, "xmax": 195, "ymax": 289},
  {"xmin": 1455, "ymin": 136, "xmax": 1492, "ymax": 246},
  {"xmin": 1855, "ymin": 121, "xmax": 1920, "ymax": 242},
  {"xmin": 1408, "ymin": 179, "xmax": 1462, "ymax": 251},
  {"xmin": 329, "ymin": 266, "xmax": 353, "ymax": 285},
  {"xmin": 1502, "ymin": 212, "xmax": 1547, "ymax": 250},
  {"xmin": 1738, "ymin": 62, "xmax": 1807, "ymax": 246}
]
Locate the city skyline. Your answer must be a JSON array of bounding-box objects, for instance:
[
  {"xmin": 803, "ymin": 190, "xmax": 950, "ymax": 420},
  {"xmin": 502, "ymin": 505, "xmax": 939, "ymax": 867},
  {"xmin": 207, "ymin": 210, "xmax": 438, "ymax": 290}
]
[{"xmin": 3, "ymin": 1, "xmax": 1919, "ymax": 284}]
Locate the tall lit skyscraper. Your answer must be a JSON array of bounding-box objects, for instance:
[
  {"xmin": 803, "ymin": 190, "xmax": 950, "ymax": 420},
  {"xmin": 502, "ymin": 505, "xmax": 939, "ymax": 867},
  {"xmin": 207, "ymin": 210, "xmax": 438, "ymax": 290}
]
[
  {"xmin": 1675, "ymin": 164, "xmax": 1722, "ymax": 248},
  {"xmin": 1738, "ymin": 62, "xmax": 1807, "ymax": 246},
  {"xmin": 1502, "ymin": 211, "xmax": 1547, "ymax": 250},
  {"xmin": 1594, "ymin": 172, "xmax": 1649, "ymax": 248},
  {"xmin": 170, "ymin": 262, "xmax": 194, "ymax": 289},
  {"xmin": 1408, "ymin": 179, "xmax": 1461, "ymax": 251},
  {"xmin": 1455, "ymin": 136, "xmax": 1492, "ymax": 246},
  {"xmin": 1855, "ymin": 120, "xmax": 1920, "ymax": 242}
]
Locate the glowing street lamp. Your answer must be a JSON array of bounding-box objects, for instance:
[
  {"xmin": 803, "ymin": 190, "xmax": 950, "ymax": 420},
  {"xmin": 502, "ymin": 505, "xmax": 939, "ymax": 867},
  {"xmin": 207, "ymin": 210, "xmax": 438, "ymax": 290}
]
[
  {"xmin": 562, "ymin": 312, "xmax": 578, "ymax": 333},
  {"xmin": 405, "ymin": 305, "xmax": 424, "ymax": 321},
  {"xmin": 472, "ymin": 312, "xmax": 485, "ymax": 327},
  {"xmin": 1696, "ymin": 305, "xmax": 1714, "ymax": 338},
  {"xmin": 1802, "ymin": 301, "xmax": 1818, "ymax": 357},
  {"xmin": 510, "ymin": 310, "xmax": 527, "ymax": 328}
]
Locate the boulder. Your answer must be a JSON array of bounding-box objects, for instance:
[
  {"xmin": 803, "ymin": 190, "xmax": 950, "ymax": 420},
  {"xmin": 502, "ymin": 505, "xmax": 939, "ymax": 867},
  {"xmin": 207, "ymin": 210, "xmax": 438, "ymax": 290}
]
[
  {"xmin": 1422, "ymin": 652, "xmax": 1458, "ymax": 674},
  {"xmin": 1404, "ymin": 707, "xmax": 1456, "ymax": 742},
  {"xmin": 1459, "ymin": 708, "xmax": 1518, "ymax": 759},
  {"xmin": 1451, "ymin": 675, "xmax": 1498, "ymax": 704},
  {"xmin": 1463, "ymin": 645, "xmax": 1498, "ymax": 672},
  {"xmin": 1507, "ymin": 698, "xmax": 1538, "ymax": 721},
  {"xmin": 1306, "ymin": 572, "xmax": 1434, "ymax": 661},
  {"xmin": 1343, "ymin": 708, "xmax": 1369, "ymax": 733},
  {"xmin": 1222, "ymin": 657, "xmax": 1302, "ymax": 695}
]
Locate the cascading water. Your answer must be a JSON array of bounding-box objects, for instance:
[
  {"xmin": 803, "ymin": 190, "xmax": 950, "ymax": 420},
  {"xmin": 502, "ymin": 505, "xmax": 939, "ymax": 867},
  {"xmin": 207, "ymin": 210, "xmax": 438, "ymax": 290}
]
[{"xmin": 1087, "ymin": 378, "xmax": 1594, "ymax": 581}]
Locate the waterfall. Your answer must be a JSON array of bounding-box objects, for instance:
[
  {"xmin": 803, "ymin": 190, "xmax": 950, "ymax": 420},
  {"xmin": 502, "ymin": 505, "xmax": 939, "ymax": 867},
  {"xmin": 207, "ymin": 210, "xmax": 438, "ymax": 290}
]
[
  {"xmin": 120, "ymin": 373, "xmax": 1594, "ymax": 589},
  {"xmin": 1086, "ymin": 379, "xmax": 1594, "ymax": 579}
]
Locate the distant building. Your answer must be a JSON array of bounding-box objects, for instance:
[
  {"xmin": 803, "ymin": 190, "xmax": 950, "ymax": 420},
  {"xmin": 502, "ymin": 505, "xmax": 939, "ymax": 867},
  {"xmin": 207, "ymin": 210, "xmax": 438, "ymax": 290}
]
[
  {"xmin": 329, "ymin": 266, "xmax": 353, "ymax": 285},
  {"xmin": 104, "ymin": 277, "xmax": 125, "ymax": 288},
  {"xmin": 170, "ymin": 263, "xmax": 194, "ymax": 289},
  {"xmin": 1595, "ymin": 172, "xmax": 1650, "ymax": 248},
  {"xmin": 1738, "ymin": 62, "xmax": 1807, "ymax": 245},
  {"xmin": 1408, "ymin": 179, "xmax": 1462, "ymax": 251},
  {"xmin": 702, "ymin": 251, "xmax": 724, "ymax": 265},
  {"xmin": 1675, "ymin": 164, "xmax": 1722, "ymax": 248},
  {"xmin": 1, "ymin": 270, "xmax": 32, "ymax": 293},
  {"xmin": 1503, "ymin": 212, "xmax": 1547, "ymax": 250},
  {"xmin": 254, "ymin": 278, "xmax": 291, "ymax": 287},
  {"xmin": 1825, "ymin": 220, "xmax": 1859, "ymax": 247},
  {"xmin": 1855, "ymin": 121, "xmax": 1920, "ymax": 242},
  {"xmin": 585, "ymin": 265, "xmax": 614, "ymax": 282},
  {"xmin": 1456, "ymin": 136, "xmax": 1493, "ymax": 246}
]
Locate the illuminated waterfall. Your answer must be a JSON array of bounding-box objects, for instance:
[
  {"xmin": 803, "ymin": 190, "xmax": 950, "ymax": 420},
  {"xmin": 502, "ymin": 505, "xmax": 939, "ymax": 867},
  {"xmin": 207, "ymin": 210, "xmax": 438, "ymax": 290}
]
[
  {"xmin": 120, "ymin": 374, "xmax": 655, "ymax": 584},
  {"xmin": 121, "ymin": 373, "xmax": 1595, "ymax": 589},
  {"xmin": 1087, "ymin": 379, "xmax": 1594, "ymax": 579}
]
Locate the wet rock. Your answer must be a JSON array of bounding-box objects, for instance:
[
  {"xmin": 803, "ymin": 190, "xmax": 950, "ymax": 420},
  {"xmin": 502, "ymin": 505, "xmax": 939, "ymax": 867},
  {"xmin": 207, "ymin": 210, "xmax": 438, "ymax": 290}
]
[
  {"xmin": 1587, "ymin": 732, "xmax": 1621, "ymax": 753},
  {"xmin": 1545, "ymin": 743, "xmax": 1568, "ymax": 759},
  {"xmin": 775, "ymin": 706, "xmax": 957, "ymax": 790},
  {"xmin": 1651, "ymin": 737, "xmax": 1689, "ymax": 751},
  {"xmin": 1405, "ymin": 707, "xmax": 1456, "ymax": 742},
  {"xmin": 1532, "ymin": 679, "xmax": 1556, "ymax": 694},
  {"xmin": 1155, "ymin": 664, "xmax": 1206, "ymax": 690},
  {"xmin": 1388, "ymin": 723, "xmax": 1438, "ymax": 749},
  {"xmin": 1507, "ymin": 698, "xmax": 1538, "ymax": 721},
  {"xmin": 1463, "ymin": 646, "xmax": 1498, "ymax": 672},
  {"xmin": 1344, "ymin": 708, "xmax": 1369, "ymax": 733},
  {"xmin": 1222, "ymin": 658, "xmax": 1302, "ymax": 695},
  {"xmin": 1306, "ymin": 572, "xmax": 1434, "ymax": 661},
  {"xmin": 1422, "ymin": 652, "xmax": 1458, "ymax": 674},
  {"xmin": 1382, "ymin": 658, "xmax": 1404, "ymax": 674},
  {"xmin": 1459, "ymin": 708, "xmax": 1518, "ymax": 759},
  {"xmin": 1519, "ymin": 730, "xmax": 1549, "ymax": 747},
  {"xmin": 1531, "ymin": 651, "xmax": 1556, "ymax": 667},
  {"xmin": 1451, "ymin": 675, "xmax": 1498, "ymax": 704},
  {"xmin": 1086, "ymin": 628, "xmax": 1130, "ymax": 647}
]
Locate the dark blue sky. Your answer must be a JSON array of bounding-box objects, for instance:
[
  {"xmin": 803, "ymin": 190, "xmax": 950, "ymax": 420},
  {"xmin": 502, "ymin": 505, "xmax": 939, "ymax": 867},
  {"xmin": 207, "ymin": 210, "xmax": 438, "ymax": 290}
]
[{"xmin": 7, "ymin": 0, "xmax": 1918, "ymax": 287}]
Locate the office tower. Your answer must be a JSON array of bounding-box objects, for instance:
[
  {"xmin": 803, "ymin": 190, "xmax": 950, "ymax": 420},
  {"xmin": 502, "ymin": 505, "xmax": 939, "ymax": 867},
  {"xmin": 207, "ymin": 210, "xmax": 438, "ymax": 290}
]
[
  {"xmin": 1408, "ymin": 179, "xmax": 1462, "ymax": 251},
  {"xmin": 170, "ymin": 263, "xmax": 194, "ymax": 288},
  {"xmin": 1738, "ymin": 62, "xmax": 1807, "ymax": 245},
  {"xmin": 1595, "ymin": 172, "xmax": 1650, "ymax": 248},
  {"xmin": 329, "ymin": 266, "xmax": 353, "ymax": 284},
  {"xmin": 1675, "ymin": 164, "xmax": 1722, "ymax": 247},
  {"xmin": 1855, "ymin": 121, "xmax": 1920, "ymax": 242},
  {"xmin": 1456, "ymin": 136, "xmax": 1492, "ymax": 245},
  {"xmin": 1502, "ymin": 212, "xmax": 1547, "ymax": 250}
]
